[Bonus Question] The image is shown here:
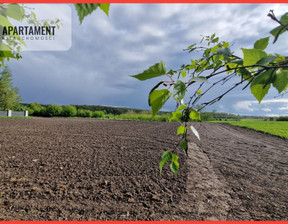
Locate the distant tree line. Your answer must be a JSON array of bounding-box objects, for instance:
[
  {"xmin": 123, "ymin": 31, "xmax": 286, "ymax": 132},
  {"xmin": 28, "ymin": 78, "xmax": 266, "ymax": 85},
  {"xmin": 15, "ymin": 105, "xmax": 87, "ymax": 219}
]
[
  {"xmin": 72, "ymin": 105, "xmax": 143, "ymax": 115},
  {"xmin": 11, "ymin": 102, "xmax": 280, "ymax": 122},
  {"xmin": 200, "ymin": 110, "xmax": 267, "ymax": 121},
  {"xmin": 17, "ymin": 103, "xmax": 169, "ymax": 122},
  {"xmin": 276, "ymin": 116, "xmax": 288, "ymax": 121}
]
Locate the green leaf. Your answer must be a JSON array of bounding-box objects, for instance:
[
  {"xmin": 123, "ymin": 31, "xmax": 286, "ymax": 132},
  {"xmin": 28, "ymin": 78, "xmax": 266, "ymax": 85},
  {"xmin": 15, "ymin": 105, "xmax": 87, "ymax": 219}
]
[
  {"xmin": 149, "ymin": 81, "xmax": 164, "ymax": 95},
  {"xmin": 0, "ymin": 43, "xmax": 16, "ymax": 58},
  {"xmin": 173, "ymin": 80, "xmax": 186, "ymax": 101},
  {"xmin": 32, "ymin": 11, "xmax": 37, "ymax": 21},
  {"xmin": 196, "ymin": 90, "xmax": 202, "ymax": 95},
  {"xmin": 6, "ymin": 4, "xmax": 25, "ymax": 21},
  {"xmin": 280, "ymin": 12, "xmax": 288, "ymax": 24},
  {"xmin": 229, "ymin": 59, "xmax": 243, "ymax": 66},
  {"xmin": 256, "ymin": 56, "xmax": 277, "ymax": 65},
  {"xmin": 222, "ymin": 42, "xmax": 229, "ymax": 48},
  {"xmin": 274, "ymin": 56, "xmax": 286, "ymax": 63},
  {"xmin": 170, "ymin": 111, "xmax": 182, "ymax": 122},
  {"xmin": 74, "ymin": 3, "xmax": 100, "ymax": 24},
  {"xmin": 241, "ymin": 48, "xmax": 267, "ymax": 66},
  {"xmin": 212, "ymin": 37, "xmax": 219, "ymax": 43},
  {"xmin": 270, "ymin": 25, "xmax": 288, "ymax": 44},
  {"xmin": 176, "ymin": 105, "xmax": 186, "ymax": 111},
  {"xmin": 238, "ymin": 68, "xmax": 251, "ymax": 80},
  {"xmin": 195, "ymin": 61, "xmax": 208, "ymax": 73},
  {"xmin": 204, "ymin": 48, "xmax": 211, "ymax": 58},
  {"xmin": 170, "ymin": 154, "xmax": 179, "ymax": 176},
  {"xmin": 159, "ymin": 151, "xmax": 172, "ymax": 174},
  {"xmin": 149, "ymin": 89, "xmax": 171, "ymax": 116},
  {"xmin": 28, "ymin": 19, "xmax": 36, "ymax": 25},
  {"xmin": 177, "ymin": 126, "xmax": 187, "ymax": 135},
  {"xmin": 190, "ymin": 76, "xmax": 208, "ymax": 83},
  {"xmin": 253, "ymin": 37, "xmax": 269, "ymax": 50},
  {"xmin": 189, "ymin": 109, "xmax": 201, "ymax": 120},
  {"xmin": 270, "ymin": 13, "xmax": 288, "ymax": 43},
  {"xmin": 251, "ymin": 69, "xmax": 274, "ymax": 87},
  {"xmin": 250, "ymin": 84, "xmax": 270, "ymax": 103},
  {"xmin": 99, "ymin": 3, "xmax": 110, "ymax": 16},
  {"xmin": 132, "ymin": 61, "xmax": 166, "ymax": 81},
  {"xmin": 167, "ymin": 69, "xmax": 177, "ymax": 75},
  {"xmin": 171, "ymin": 154, "xmax": 179, "ymax": 164},
  {"xmin": 170, "ymin": 162, "xmax": 179, "ymax": 176},
  {"xmin": 188, "ymin": 43, "xmax": 196, "ymax": 50},
  {"xmin": 180, "ymin": 71, "xmax": 187, "ymax": 78},
  {"xmin": 273, "ymin": 70, "xmax": 288, "ymax": 93},
  {"xmin": 180, "ymin": 140, "xmax": 188, "ymax": 150},
  {"xmin": 190, "ymin": 125, "xmax": 200, "ymax": 140}
]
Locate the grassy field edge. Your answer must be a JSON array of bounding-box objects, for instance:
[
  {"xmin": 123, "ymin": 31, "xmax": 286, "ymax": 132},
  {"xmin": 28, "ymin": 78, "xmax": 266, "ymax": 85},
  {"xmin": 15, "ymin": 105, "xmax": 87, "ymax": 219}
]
[{"xmin": 214, "ymin": 119, "xmax": 288, "ymax": 139}]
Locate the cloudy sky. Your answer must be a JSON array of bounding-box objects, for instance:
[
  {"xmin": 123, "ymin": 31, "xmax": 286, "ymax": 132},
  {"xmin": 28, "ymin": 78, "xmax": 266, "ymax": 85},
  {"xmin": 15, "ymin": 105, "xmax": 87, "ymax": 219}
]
[{"xmin": 6, "ymin": 3, "xmax": 288, "ymax": 116}]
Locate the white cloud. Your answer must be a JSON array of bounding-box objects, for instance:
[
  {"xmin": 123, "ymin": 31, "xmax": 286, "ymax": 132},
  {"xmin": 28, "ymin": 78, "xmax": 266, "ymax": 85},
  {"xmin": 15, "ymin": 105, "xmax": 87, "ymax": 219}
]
[
  {"xmin": 233, "ymin": 101, "xmax": 255, "ymax": 112},
  {"xmin": 265, "ymin": 114, "xmax": 282, "ymax": 117},
  {"xmin": 261, "ymin": 98, "xmax": 288, "ymax": 104},
  {"xmin": 262, "ymin": 108, "xmax": 272, "ymax": 112},
  {"xmin": 140, "ymin": 24, "xmax": 166, "ymax": 38},
  {"xmin": 233, "ymin": 96, "xmax": 288, "ymax": 116},
  {"xmin": 279, "ymin": 105, "xmax": 288, "ymax": 111}
]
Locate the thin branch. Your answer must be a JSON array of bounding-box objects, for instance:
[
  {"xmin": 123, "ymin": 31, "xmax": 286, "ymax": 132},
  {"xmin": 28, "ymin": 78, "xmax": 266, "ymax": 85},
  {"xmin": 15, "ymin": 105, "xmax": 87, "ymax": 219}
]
[{"xmin": 198, "ymin": 77, "xmax": 248, "ymax": 111}]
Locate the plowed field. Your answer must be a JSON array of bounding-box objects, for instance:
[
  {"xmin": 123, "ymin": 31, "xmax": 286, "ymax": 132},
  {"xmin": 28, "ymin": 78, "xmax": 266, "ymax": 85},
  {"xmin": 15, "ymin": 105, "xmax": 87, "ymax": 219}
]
[{"xmin": 0, "ymin": 118, "xmax": 287, "ymax": 220}]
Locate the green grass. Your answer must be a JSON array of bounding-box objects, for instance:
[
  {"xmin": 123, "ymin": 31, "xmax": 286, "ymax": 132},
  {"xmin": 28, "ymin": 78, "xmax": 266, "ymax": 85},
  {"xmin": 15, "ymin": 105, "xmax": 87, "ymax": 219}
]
[{"xmin": 216, "ymin": 119, "xmax": 288, "ymax": 139}]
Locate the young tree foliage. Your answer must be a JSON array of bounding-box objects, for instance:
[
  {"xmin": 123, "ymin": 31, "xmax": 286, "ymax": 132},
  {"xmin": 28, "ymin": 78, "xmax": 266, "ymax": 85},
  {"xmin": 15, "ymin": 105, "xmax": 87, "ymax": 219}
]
[
  {"xmin": 0, "ymin": 66, "xmax": 22, "ymax": 110},
  {"xmin": 74, "ymin": 3, "xmax": 110, "ymax": 24},
  {"xmin": 132, "ymin": 10, "xmax": 288, "ymax": 176}
]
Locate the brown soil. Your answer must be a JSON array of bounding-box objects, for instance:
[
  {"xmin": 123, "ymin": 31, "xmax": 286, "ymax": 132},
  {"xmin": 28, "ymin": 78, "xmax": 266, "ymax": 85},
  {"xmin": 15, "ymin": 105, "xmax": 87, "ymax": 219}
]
[{"xmin": 0, "ymin": 118, "xmax": 287, "ymax": 220}]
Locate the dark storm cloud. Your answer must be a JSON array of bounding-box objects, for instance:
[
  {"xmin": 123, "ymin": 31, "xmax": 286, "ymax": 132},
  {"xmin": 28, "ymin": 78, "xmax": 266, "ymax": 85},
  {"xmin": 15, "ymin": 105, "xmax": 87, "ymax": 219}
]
[{"xmin": 6, "ymin": 4, "xmax": 288, "ymax": 115}]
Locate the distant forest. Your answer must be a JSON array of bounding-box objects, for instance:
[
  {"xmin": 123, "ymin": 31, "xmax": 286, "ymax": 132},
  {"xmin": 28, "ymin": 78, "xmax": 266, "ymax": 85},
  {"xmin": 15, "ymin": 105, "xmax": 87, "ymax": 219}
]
[
  {"xmin": 18, "ymin": 103, "xmax": 268, "ymax": 121},
  {"xmin": 73, "ymin": 105, "xmax": 267, "ymax": 120}
]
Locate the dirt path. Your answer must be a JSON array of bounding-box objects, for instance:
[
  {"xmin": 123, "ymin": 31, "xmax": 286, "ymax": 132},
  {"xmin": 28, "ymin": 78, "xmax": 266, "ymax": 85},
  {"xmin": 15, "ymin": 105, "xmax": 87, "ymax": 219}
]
[
  {"xmin": 0, "ymin": 118, "xmax": 287, "ymax": 220},
  {"xmin": 192, "ymin": 122, "xmax": 288, "ymax": 220},
  {"xmin": 175, "ymin": 142, "xmax": 234, "ymax": 220}
]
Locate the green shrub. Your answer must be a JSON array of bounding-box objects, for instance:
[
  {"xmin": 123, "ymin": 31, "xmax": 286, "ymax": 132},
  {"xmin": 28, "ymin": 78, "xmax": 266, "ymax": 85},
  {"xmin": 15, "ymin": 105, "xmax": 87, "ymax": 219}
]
[
  {"xmin": 92, "ymin": 111, "xmax": 105, "ymax": 118},
  {"xmin": 77, "ymin": 109, "xmax": 92, "ymax": 117},
  {"xmin": 200, "ymin": 112, "xmax": 215, "ymax": 121},
  {"xmin": 27, "ymin": 102, "xmax": 44, "ymax": 116},
  {"xmin": 84, "ymin": 110, "xmax": 92, "ymax": 117},
  {"xmin": 39, "ymin": 107, "xmax": 47, "ymax": 117},
  {"xmin": 77, "ymin": 109, "xmax": 86, "ymax": 117},
  {"xmin": 25, "ymin": 107, "xmax": 34, "ymax": 116},
  {"xmin": 62, "ymin": 105, "xmax": 77, "ymax": 117},
  {"xmin": 45, "ymin": 104, "xmax": 63, "ymax": 117}
]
